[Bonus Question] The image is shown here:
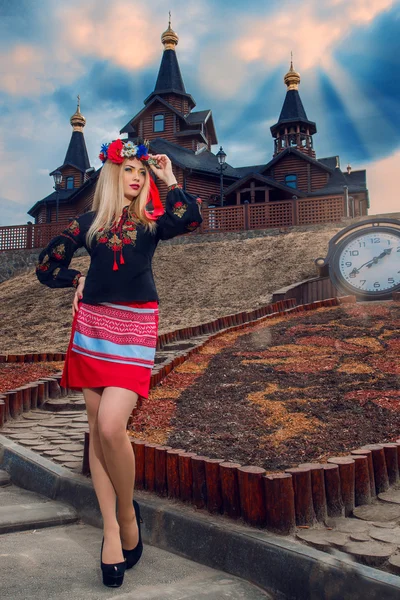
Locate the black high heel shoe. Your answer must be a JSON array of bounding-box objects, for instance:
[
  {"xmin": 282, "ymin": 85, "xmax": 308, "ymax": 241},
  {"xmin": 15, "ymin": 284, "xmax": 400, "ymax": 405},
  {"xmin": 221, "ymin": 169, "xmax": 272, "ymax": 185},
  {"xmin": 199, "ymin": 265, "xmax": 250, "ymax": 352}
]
[
  {"xmin": 100, "ymin": 537, "xmax": 127, "ymax": 587},
  {"xmin": 122, "ymin": 499, "xmax": 143, "ymax": 569}
]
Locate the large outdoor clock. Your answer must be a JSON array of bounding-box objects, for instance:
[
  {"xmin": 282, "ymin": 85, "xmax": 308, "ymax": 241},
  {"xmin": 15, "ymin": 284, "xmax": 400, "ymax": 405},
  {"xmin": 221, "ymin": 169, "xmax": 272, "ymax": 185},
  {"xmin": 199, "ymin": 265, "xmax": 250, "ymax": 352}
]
[{"xmin": 315, "ymin": 218, "xmax": 400, "ymax": 300}]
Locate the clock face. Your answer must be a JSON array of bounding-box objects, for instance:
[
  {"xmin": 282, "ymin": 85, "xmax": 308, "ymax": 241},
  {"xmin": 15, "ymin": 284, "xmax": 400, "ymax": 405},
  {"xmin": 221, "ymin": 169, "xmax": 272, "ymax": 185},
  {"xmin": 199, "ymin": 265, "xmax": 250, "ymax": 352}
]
[{"xmin": 332, "ymin": 227, "xmax": 400, "ymax": 298}]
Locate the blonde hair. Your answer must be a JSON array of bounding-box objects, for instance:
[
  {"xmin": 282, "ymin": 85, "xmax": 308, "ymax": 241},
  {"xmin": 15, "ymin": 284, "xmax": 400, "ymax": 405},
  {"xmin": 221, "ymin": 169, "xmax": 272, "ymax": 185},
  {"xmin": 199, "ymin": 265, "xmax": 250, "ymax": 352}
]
[{"xmin": 86, "ymin": 157, "xmax": 157, "ymax": 247}]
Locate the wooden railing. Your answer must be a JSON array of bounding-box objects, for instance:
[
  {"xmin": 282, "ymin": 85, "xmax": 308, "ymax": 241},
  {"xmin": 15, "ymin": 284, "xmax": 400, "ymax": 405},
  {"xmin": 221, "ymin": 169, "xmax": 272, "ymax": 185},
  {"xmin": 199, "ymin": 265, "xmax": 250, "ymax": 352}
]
[
  {"xmin": 0, "ymin": 196, "xmax": 345, "ymax": 251},
  {"xmin": 0, "ymin": 221, "xmax": 70, "ymax": 252}
]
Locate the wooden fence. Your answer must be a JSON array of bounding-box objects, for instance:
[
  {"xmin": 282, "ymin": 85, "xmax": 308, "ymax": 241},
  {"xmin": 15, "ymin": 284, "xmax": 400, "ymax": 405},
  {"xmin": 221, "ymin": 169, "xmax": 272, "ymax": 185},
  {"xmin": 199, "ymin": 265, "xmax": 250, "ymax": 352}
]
[
  {"xmin": 0, "ymin": 196, "xmax": 345, "ymax": 251},
  {"xmin": 0, "ymin": 222, "xmax": 71, "ymax": 252},
  {"xmin": 272, "ymin": 276, "xmax": 339, "ymax": 305}
]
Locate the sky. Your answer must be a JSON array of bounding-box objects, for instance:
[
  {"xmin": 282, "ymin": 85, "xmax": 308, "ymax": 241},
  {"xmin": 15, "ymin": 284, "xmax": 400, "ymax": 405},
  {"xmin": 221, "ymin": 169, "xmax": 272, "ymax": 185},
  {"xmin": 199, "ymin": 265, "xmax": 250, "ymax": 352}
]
[{"xmin": 0, "ymin": 0, "xmax": 399, "ymax": 226}]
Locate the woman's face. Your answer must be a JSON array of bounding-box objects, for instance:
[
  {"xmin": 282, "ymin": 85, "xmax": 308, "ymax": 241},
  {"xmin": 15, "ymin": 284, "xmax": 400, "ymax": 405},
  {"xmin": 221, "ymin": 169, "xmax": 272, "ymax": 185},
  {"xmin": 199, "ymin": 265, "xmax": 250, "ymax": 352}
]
[{"xmin": 122, "ymin": 158, "xmax": 147, "ymax": 201}]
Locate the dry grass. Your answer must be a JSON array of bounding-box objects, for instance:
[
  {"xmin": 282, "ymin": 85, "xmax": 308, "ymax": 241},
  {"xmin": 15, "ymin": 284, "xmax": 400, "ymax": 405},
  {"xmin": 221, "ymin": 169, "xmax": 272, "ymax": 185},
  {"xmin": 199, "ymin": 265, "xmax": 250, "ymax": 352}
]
[{"xmin": 0, "ymin": 224, "xmax": 344, "ymax": 353}]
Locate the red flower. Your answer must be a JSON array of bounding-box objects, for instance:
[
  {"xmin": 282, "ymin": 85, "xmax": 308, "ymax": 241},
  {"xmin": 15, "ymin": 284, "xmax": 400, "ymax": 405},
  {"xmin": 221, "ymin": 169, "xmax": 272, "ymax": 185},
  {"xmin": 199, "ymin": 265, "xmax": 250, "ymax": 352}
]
[
  {"xmin": 174, "ymin": 201, "xmax": 183, "ymax": 208},
  {"xmin": 99, "ymin": 152, "xmax": 106, "ymax": 162},
  {"xmin": 98, "ymin": 236, "xmax": 108, "ymax": 243},
  {"xmin": 196, "ymin": 197, "xmax": 202, "ymax": 204},
  {"xmin": 107, "ymin": 139, "xmax": 124, "ymax": 164}
]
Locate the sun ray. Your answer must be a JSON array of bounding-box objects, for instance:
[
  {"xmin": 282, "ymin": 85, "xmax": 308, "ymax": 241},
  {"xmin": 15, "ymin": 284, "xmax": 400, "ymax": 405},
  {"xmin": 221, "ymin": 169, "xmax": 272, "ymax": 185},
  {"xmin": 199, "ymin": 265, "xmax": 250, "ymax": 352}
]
[{"xmin": 320, "ymin": 55, "xmax": 394, "ymax": 155}]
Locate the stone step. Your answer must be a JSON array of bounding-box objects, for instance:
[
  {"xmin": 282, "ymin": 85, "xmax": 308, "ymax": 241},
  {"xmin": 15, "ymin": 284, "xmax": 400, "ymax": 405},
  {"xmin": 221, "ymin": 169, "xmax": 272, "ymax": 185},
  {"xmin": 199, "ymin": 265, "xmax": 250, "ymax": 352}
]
[
  {"xmin": 0, "ymin": 470, "xmax": 11, "ymax": 487},
  {"xmin": 0, "ymin": 484, "xmax": 78, "ymax": 534},
  {"xmin": 41, "ymin": 398, "xmax": 86, "ymax": 412}
]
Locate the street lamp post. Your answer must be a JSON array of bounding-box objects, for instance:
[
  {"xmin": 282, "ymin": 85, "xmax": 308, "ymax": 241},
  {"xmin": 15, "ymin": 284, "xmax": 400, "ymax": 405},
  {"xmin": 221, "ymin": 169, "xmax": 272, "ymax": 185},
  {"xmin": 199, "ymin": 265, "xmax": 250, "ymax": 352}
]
[
  {"xmin": 53, "ymin": 170, "xmax": 63, "ymax": 222},
  {"xmin": 216, "ymin": 146, "xmax": 227, "ymax": 207}
]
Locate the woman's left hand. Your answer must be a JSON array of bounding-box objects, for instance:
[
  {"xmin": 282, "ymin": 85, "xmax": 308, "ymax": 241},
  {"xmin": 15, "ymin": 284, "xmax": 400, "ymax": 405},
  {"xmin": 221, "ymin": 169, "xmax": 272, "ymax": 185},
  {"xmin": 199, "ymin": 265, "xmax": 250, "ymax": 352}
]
[{"xmin": 148, "ymin": 154, "xmax": 177, "ymax": 187}]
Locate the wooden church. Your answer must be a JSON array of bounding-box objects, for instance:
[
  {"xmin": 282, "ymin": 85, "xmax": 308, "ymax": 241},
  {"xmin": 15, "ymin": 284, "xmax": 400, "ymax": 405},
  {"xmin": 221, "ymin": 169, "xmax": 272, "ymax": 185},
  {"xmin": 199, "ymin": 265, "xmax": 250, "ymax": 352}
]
[{"xmin": 28, "ymin": 21, "xmax": 369, "ymax": 230}]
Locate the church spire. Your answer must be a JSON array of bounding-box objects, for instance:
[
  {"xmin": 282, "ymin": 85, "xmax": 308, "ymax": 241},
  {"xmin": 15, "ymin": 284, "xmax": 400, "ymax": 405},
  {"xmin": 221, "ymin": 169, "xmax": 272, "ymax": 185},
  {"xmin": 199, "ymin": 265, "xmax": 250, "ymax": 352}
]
[
  {"xmin": 270, "ymin": 57, "xmax": 317, "ymax": 158},
  {"xmin": 63, "ymin": 96, "xmax": 90, "ymax": 171},
  {"xmin": 284, "ymin": 53, "xmax": 301, "ymax": 91},
  {"xmin": 161, "ymin": 11, "xmax": 179, "ymax": 50},
  {"xmin": 70, "ymin": 95, "xmax": 86, "ymax": 132},
  {"xmin": 144, "ymin": 16, "xmax": 196, "ymax": 111}
]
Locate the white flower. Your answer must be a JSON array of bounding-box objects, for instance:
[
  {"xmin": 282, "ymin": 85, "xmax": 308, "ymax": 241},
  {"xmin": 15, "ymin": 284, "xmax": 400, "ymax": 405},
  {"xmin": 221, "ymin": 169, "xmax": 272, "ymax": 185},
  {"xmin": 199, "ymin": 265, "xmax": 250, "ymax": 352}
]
[{"xmin": 121, "ymin": 142, "xmax": 138, "ymax": 158}]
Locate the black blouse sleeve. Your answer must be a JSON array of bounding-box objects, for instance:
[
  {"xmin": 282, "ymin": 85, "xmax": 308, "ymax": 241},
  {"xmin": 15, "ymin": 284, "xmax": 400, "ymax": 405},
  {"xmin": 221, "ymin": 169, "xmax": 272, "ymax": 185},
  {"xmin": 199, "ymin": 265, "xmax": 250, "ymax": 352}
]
[
  {"xmin": 156, "ymin": 185, "xmax": 203, "ymax": 242},
  {"xmin": 35, "ymin": 214, "xmax": 90, "ymax": 289}
]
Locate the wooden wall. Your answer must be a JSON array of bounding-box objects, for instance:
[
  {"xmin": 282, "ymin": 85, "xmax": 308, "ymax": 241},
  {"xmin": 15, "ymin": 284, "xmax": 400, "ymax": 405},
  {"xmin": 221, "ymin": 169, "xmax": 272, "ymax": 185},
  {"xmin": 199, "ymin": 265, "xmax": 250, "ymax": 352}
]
[
  {"xmin": 265, "ymin": 154, "xmax": 329, "ymax": 193},
  {"xmin": 185, "ymin": 174, "xmax": 221, "ymax": 202}
]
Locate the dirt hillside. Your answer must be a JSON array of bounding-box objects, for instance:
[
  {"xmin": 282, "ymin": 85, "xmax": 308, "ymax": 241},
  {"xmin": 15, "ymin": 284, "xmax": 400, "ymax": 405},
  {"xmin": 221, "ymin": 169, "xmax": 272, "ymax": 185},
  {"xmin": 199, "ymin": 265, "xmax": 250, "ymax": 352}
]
[{"xmin": 0, "ymin": 223, "xmax": 350, "ymax": 353}]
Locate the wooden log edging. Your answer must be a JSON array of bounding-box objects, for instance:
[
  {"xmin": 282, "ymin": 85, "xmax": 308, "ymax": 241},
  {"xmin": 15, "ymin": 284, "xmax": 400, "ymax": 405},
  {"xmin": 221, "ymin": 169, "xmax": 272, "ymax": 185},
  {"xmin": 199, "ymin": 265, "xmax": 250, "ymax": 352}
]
[
  {"xmin": 82, "ymin": 433, "xmax": 400, "ymax": 535},
  {"xmin": 0, "ymin": 352, "xmax": 66, "ymax": 363},
  {"xmin": 86, "ymin": 434, "xmax": 400, "ymax": 534}
]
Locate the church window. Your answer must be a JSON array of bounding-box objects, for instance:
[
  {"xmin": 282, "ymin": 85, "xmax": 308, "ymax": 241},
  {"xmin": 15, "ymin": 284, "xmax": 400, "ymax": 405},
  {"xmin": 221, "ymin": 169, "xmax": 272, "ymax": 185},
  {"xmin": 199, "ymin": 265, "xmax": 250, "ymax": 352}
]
[
  {"xmin": 153, "ymin": 114, "xmax": 165, "ymax": 132},
  {"xmin": 285, "ymin": 174, "xmax": 297, "ymax": 189},
  {"xmin": 66, "ymin": 176, "xmax": 74, "ymax": 190}
]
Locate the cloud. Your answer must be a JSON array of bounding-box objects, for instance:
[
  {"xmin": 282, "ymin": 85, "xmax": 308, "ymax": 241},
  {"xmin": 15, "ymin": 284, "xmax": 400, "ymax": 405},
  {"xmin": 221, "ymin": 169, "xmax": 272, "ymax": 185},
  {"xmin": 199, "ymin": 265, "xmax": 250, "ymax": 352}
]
[
  {"xmin": 59, "ymin": 0, "xmax": 164, "ymax": 71},
  {"xmin": 0, "ymin": 44, "xmax": 84, "ymax": 96},
  {"xmin": 199, "ymin": 0, "xmax": 395, "ymax": 99},
  {"xmin": 363, "ymin": 148, "xmax": 400, "ymax": 215},
  {"xmin": 237, "ymin": 0, "xmax": 394, "ymax": 69}
]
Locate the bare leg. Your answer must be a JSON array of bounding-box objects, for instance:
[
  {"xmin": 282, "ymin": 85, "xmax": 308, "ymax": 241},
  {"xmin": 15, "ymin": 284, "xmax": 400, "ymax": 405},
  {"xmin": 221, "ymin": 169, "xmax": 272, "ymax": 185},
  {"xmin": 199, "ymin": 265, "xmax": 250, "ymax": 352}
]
[
  {"xmin": 83, "ymin": 387, "xmax": 123, "ymax": 564},
  {"xmin": 97, "ymin": 387, "xmax": 139, "ymax": 551}
]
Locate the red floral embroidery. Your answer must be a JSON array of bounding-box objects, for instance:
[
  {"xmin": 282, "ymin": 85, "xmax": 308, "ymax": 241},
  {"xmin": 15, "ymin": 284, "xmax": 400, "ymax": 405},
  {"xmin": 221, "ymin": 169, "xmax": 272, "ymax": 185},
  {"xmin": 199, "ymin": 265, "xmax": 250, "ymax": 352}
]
[
  {"xmin": 186, "ymin": 221, "xmax": 200, "ymax": 231},
  {"xmin": 95, "ymin": 216, "xmax": 137, "ymax": 249},
  {"xmin": 66, "ymin": 219, "xmax": 80, "ymax": 236},
  {"xmin": 51, "ymin": 244, "xmax": 66, "ymax": 261},
  {"xmin": 172, "ymin": 201, "xmax": 187, "ymax": 218},
  {"xmin": 168, "ymin": 183, "xmax": 182, "ymax": 191},
  {"xmin": 36, "ymin": 254, "xmax": 50, "ymax": 272},
  {"xmin": 72, "ymin": 272, "xmax": 82, "ymax": 288},
  {"xmin": 36, "ymin": 262, "xmax": 50, "ymax": 272}
]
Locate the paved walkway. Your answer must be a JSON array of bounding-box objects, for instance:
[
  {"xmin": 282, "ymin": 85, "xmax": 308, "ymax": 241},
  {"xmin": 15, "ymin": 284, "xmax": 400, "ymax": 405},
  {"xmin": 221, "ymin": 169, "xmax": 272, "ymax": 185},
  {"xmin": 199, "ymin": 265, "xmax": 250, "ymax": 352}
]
[
  {"xmin": 0, "ymin": 473, "xmax": 273, "ymax": 599},
  {"xmin": 295, "ymin": 490, "xmax": 400, "ymax": 573},
  {"xmin": 0, "ymin": 332, "xmax": 215, "ymax": 474},
  {"xmin": 2, "ymin": 395, "xmax": 400, "ymax": 576},
  {"xmin": 0, "ymin": 396, "xmax": 87, "ymax": 474}
]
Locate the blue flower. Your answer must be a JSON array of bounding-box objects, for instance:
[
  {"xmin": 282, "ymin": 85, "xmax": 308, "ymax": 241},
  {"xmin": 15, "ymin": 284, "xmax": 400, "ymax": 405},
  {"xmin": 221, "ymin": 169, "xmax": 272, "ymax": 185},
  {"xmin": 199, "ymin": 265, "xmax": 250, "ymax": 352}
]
[
  {"xmin": 100, "ymin": 143, "xmax": 109, "ymax": 156},
  {"xmin": 136, "ymin": 144, "xmax": 148, "ymax": 159}
]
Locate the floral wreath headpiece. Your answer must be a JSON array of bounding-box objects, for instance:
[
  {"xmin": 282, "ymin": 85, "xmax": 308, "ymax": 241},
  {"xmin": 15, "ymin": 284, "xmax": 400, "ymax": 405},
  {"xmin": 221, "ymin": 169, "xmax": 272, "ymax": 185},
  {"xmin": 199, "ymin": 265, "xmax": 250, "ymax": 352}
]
[
  {"xmin": 98, "ymin": 137, "xmax": 164, "ymax": 225},
  {"xmin": 99, "ymin": 138, "xmax": 154, "ymax": 165}
]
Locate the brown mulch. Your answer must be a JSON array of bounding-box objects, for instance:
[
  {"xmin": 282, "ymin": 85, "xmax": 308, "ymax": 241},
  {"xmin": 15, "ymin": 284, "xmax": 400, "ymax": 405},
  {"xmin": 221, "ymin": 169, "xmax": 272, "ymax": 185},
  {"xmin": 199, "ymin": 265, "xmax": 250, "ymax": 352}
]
[
  {"xmin": 130, "ymin": 303, "xmax": 400, "ymax": 472},
  {"xmin": 0, "ymin": 362, "xmax": 65, "ymax": 394}
]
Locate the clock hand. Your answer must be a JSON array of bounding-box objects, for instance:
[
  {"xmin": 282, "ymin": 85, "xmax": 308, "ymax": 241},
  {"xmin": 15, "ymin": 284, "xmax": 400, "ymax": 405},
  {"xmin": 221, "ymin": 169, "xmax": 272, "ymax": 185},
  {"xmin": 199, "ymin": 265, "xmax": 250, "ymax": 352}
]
[
  {"xmin": 366, "ymin": 248, "xmax": 392, "ymax": 268},
  {"xmin": 351, "ymin": 248, "xmax": 393, "ymax": 274}
]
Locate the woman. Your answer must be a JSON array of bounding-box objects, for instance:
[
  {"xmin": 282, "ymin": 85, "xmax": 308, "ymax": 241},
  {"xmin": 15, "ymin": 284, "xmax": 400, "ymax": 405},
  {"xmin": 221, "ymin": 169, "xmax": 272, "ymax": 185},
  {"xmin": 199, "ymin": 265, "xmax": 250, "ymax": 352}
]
[{"xmin": 36, "ymin": 138, "xmax": 203, "ymax": 587}]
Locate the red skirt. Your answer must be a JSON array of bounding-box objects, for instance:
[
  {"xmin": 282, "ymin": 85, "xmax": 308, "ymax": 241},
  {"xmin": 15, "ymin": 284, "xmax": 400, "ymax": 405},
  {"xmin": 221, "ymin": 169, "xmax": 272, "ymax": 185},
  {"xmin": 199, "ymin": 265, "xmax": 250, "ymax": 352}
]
[{"xmin": 60, "ymin": 300, "xmax": 159, "ymax": 400}]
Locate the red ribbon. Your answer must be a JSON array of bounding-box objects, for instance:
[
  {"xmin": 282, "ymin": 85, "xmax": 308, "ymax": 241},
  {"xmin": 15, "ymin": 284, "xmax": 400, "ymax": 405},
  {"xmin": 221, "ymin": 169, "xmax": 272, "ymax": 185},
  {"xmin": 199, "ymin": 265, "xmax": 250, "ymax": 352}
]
[{"xmin": 145, "ymin": 178, "xmax": 165, "ymax": 220}]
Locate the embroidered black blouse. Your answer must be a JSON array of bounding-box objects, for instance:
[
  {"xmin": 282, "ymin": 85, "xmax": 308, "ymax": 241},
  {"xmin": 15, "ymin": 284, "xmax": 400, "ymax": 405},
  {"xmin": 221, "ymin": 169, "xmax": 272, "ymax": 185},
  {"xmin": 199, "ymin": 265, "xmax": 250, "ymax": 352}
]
[{"xmin": 36, "ymin": 186, "xmax": 203, "ymax": 304}]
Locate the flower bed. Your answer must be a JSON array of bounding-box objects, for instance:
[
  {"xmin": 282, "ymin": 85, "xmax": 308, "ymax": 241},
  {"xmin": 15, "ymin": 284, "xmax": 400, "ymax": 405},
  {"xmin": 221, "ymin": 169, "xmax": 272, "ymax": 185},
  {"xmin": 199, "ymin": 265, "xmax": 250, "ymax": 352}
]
[
  {"xmin": 129, "ymin": 303, "xmax": 400, "ymax": 471},
  {"xmin": 0, "ymin": 362, "xmax": 64, "ymax": 394}
]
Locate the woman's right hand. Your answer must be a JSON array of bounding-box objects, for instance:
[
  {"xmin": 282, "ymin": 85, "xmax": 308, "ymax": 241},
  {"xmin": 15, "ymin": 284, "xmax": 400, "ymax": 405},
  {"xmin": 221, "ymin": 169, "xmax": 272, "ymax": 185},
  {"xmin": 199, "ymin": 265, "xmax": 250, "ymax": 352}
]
[{"xmin": 72, "ymin": 276, "xmax": 86, "ymax": 318}]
